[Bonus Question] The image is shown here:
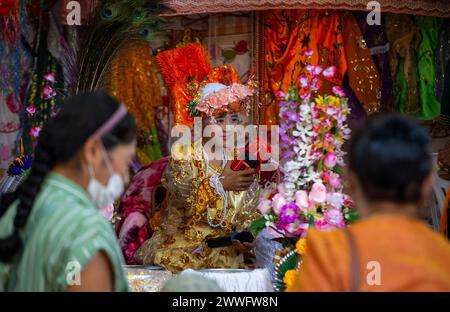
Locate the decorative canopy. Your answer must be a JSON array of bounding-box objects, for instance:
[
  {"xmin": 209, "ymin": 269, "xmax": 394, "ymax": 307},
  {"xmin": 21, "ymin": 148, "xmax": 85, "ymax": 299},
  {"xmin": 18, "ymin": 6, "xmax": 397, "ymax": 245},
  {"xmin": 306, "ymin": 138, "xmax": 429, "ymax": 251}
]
[{"xmin": 162, "ymin": 0, "xmax": 450, "ymax": 17}]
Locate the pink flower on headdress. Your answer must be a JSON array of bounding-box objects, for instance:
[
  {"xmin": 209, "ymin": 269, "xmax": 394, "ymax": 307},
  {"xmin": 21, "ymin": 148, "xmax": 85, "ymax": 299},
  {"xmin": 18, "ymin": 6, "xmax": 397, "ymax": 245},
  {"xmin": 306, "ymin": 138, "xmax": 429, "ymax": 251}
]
[
  {"xmin": 198, "ymin": 83, "xmax": 253, "ymax": 116},
  {"xmin": 43, "ymin": 85, "xmax": 56, "ymax": 100},
  {"xmin": 44, "ymin": 73, "xmax": 56, "ymax": 83},
  {"xmin": 26, "ymin": 106, "xmax": 36, "ymax": 116},
  {"xmin": 299, "ymin": 76, "xmax": 309, "ymax": 89},
  {"xmin": 332, "ymin": 86, "xmax": 346, "ymax": 97},
  {"xmin": 208, "ymin": 96, "xmax": 223, "ymax": 109},
  {"xmin": 322, "ymin": 66, "xmax": 337, "ymax": 79},
  {"xmin": 304, "ymin": 49, "xmax": 314, "ymax": 57},
  {"xmin": 30, "ymin": 126, "xmax": 42, "ymax": 138}
]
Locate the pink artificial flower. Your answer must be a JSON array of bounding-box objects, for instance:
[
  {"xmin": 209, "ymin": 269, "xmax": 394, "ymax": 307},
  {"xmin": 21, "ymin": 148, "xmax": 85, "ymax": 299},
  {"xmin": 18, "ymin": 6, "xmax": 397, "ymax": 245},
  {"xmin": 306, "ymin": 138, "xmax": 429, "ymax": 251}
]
[
  {"xmin": 324, "ymin": 133, "xmax": 332, "ymax": 141},
  {"xmin": 43, "ymin": 73, "xmax": 56, "ymax": 83},
  {"xmin": 304, "ymin": 49, "xmax": 314, "ymax": 57},
  {"xmin": 327, "ymin": 192, "xmax": 344, "ymax": 210},
  {"xmin": 300, "ymin": 92, "xmax": 311, "ymax": 101},
  {"xmin": 43, "ymin": 85, "xmax": 56, "ymax": 100},
  {"xmin": 328, "ymin": 173, "xmax": 342, "ymax": 189},
  {"xmin": 343, "ymin": 194, "xmax": 354, "ymax": 208},
  {"xmin": 312, "ymin": 150, "xmax": 322, "ymax": 158},
  {"xmin": 284, "ymin": 221, "xmax": 308, "ymax": 236},
  {"xmin": 277, "ymin": 183, "xmax": 286, "ymax": 197},
  {"xmin": 310, "ymin": 77, "xmax": 322, "ymax": 91},
  {"xmin": 299, "ymin": 76, "xmax": 309, "ymax": 89},
  {"xmin": 322, "ymin": 66, "xmax": 337, "ymax": 79},
  {"xmin": 101, "ymin": 203, "xmax": 114, "ymax": 221},
  {"xmin": 332, "ymin": 86, "xmax": 346, "ymax": 97},
  {"xmin": 30, "ymin": 126, "xmax": 42, "ymax": 138},
  {"xmin": 324, "ymin": 208, "xmax": 345, "ymax": 228},
  {"xmin": 314, "ymin": 219, "xmax": 331, "ymax": 231},
  {"xmin": 258, "ymin": 199, "xmax": 272, "ymax": 215},
  {"xmin": 324, "ymin": 152, "xmax": 337, "ymax": 168},
  {"xmin": 26, "ymin": 106, "xmax": 36, "ymax": 116},
  {"xmin": 295, "ymin": 190, "xmax": 309, "ymax": 211},
  {"xmin": 309, "ymin": 182, "xmax": 327, "ymax": 204},
  {"xmin": 277, "ymin": 91, "xmax": 286, "ymax": 98},
  {"xmin": 326, "ymin": 106, "xmax": 337, "ymax": 116},
  {"xmin": 306, "ymin": 64, "xmax": 315, "ymax": 72},
  {"xmin": 313, "ymin": 65, "xmax": 323, "ymax": 76},
  {"xmin": 272, "ymin": 193, "xmax": 287, "ymax": 215}
]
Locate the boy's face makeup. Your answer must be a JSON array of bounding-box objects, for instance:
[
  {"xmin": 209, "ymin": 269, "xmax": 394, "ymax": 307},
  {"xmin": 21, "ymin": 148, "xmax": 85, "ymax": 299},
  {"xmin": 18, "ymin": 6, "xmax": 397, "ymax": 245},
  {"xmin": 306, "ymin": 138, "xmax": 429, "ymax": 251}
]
[{"xmin": 204, "ymin": 111, "xmax": 249, "ymax": 148}]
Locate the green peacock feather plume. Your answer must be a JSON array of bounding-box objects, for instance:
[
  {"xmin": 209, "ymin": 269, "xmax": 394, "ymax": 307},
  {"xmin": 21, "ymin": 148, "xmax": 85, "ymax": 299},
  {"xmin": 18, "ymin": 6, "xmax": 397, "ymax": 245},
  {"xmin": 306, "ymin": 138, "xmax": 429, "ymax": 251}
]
[{"xmin": 72, "ymin": 0, "xmax": 170, "ymax": 94}]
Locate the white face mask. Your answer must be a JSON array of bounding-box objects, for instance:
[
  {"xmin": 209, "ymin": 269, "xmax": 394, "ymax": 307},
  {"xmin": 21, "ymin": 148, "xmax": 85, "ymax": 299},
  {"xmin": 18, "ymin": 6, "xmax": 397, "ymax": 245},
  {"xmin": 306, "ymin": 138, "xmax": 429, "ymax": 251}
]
[{"xmin": 87, "ymin": 146, "xmax": 124, "ymax": 210}]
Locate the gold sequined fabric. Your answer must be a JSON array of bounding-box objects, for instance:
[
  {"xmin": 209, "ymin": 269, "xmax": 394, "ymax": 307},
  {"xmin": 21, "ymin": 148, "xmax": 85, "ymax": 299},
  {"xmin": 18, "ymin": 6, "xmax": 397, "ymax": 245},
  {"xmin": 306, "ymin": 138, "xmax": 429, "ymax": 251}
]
[{"xmin": 385, "ymin": 13, "xmax": 421, "ymax": 114}]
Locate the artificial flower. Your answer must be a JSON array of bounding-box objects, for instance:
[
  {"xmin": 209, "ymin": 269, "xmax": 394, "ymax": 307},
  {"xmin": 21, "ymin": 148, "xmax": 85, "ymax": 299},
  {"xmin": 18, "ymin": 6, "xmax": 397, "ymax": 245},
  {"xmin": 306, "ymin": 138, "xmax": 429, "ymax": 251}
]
[
  {"xmin": 332, "ymin": 86, "xmax": 346, "ymax": 97},
  {"xmin": 328, "ymin": 173, "xmax": 342, "ymax": 189},
  {"xmin": 322, "ymin": 66, "xmax": 337, "ymax": 79},
  {"xmin": 299, "ymin": 76, "xmax": 309, "ymax": 89},
  {"xmin": 30, "ymin": 126, "xmax": 42, "ymax": 138},
  {"xmin": 324, "ymin": 208, "xmax": 345, "ymax": 228},
  {"xmin": 295, "ymin": 190, "xmax": 309, "ymax": 211},
  {"xmin": 324, "ymin": 152, "xmax": 337, "ymax": 168},
  {"xmin": 26, "ymin": 106, "xmax": 36, "ymax": 116},
  {"xmin": 304, "ymin": 49, "xmax": 314, "ymax": 57},
  {"xmin": 312, "ymin": 65, "xmax": 323, "ymax": 76},
  {"xmin": 278, "ymin": 203, "xmax": 300, "ymax": 225},
  {"xmin": 296, "ymin": 238, "xmax": 307, "ymax": 256},
  {"xmin": 272, "ymin": 193, "xmax": 287, "ymax": 215},
  {"xmin": 43, "ymin": 73, "xmax": 56, "ymax": 83},
  {"xmin": 43, "ymin": 85, "xmax": 56, "ymax": 100},
  {"xmin": 277, "ymin": 91, "xmax": 286, "ymax": 98},
  {"xmin": 327, "ymin": 192, "xmax": 345, "ymax": 210},
  {"xmin": 309, "ymin": 182, "xmax": 327, "ymax": 204},
  {"xmin": 283, "ymin": 269, "xmax": 297, "ymax": 289},
  {"xmin": 258, "ymin": 199, "xmax": 272, "ymax": 214}
]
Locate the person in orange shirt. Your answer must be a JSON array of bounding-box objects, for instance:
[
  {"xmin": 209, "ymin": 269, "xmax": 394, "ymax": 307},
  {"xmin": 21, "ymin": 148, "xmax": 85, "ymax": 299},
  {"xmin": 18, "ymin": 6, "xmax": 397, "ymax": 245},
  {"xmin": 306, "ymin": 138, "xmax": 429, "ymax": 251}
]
[{"xmin": 288, "ymin": 114, "xmax": 450, "ymax": 291}]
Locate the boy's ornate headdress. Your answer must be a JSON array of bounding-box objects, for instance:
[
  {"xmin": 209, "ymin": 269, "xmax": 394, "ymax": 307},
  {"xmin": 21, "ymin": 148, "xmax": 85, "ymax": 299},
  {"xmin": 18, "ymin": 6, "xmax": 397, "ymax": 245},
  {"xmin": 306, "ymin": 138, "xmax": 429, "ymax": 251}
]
[{"xmin": 156, "ymin": 42, "xmax": 254, "ymax": 127}]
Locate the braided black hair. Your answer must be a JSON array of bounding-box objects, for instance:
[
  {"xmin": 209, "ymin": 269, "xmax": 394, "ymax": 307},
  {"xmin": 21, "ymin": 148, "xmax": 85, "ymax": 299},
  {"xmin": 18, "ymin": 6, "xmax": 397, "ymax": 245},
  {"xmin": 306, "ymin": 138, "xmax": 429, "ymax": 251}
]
[{"xmin": 0, "ymin": 91, "xmax": 137, "ymax": 262}]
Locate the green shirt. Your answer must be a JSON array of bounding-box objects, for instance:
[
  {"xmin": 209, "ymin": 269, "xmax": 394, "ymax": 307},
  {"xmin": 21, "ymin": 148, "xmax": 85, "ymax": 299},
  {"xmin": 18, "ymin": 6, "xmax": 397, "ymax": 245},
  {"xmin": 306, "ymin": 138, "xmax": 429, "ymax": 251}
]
[{"xmin": 0, "ymin": 172, "xmax": 128, "ymax": 291}]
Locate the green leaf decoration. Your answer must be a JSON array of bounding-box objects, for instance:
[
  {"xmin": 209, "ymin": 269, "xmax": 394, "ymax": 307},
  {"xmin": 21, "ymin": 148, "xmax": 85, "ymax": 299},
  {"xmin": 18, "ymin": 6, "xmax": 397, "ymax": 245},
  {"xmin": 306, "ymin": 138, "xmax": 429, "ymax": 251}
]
[{"xmin": 250, "ymin": 217, "xmax": 267, "ymax": 236}]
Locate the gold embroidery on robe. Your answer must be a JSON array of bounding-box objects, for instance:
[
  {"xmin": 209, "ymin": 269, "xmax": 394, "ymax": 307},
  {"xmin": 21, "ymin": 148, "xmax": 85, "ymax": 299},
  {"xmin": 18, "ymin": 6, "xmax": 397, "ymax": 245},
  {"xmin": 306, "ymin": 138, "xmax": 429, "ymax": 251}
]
[{"xmin": 135, "ymin": 144, "xmax": 261, "ymax": 272}]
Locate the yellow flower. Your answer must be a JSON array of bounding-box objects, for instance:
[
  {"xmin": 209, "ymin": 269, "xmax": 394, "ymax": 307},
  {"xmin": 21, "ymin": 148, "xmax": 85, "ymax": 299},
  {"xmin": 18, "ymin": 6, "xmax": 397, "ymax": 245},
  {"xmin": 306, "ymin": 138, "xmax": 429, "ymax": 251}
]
[
  {"xmin": 283, "ymin": 269, "xmax": 297, "ymax": 289},
  {"xmin": 296, "ymin": 238, "xmax": 307, "ymax": 256}
]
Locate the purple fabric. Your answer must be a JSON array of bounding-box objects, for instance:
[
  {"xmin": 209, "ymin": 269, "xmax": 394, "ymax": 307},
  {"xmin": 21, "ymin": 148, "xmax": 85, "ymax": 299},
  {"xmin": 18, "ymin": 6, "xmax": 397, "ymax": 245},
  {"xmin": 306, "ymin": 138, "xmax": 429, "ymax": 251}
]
[
  {"xmin": 343, "ymin": 73, "xmax": 367, "ymax": 123},
  {"xmin": 354, "ymin": 11, "xmax": 394, "ymax": 112}
]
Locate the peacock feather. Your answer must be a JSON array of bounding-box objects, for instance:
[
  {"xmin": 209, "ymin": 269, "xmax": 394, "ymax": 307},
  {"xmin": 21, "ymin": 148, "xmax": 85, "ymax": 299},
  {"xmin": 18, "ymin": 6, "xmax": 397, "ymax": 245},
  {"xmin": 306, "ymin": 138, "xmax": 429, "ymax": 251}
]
[{"xmin": 72, "ymin": 0, "xmax": 170, "ymax": 94}]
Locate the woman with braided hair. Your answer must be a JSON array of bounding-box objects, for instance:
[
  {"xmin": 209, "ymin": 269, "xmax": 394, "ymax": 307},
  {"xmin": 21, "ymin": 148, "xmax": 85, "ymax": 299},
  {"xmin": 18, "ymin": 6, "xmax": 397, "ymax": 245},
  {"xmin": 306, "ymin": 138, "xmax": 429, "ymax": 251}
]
[{"xmin": 0, "ymin": 91, "xmax": 137, "ymax": 291}]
